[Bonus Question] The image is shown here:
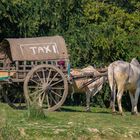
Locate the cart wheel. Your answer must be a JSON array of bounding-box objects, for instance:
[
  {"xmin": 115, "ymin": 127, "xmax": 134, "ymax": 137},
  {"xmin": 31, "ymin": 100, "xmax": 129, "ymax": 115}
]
[
  {"xmin": 2, "ymin": 84, "xmax": 26, "ymax": 109},
  {"xmin": 24, "ymin": 64, "xmax": 68, "ymax": 112}
]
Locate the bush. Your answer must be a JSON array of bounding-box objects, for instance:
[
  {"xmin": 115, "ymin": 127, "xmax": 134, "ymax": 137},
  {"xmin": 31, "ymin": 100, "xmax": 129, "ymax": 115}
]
[{"xmin": 27, "ymin": 103, "xmax": 46, "ymax": 120}]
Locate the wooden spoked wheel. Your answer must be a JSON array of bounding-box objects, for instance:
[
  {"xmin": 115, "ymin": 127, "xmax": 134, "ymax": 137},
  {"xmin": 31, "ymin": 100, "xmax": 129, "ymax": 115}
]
[
  {"xmin": 24, "ymin": 64, "xmax": 68, "ymax": 112},
  {"xmin": 2, "ymin": 84, "xmax": 26, "ymax": 109}
]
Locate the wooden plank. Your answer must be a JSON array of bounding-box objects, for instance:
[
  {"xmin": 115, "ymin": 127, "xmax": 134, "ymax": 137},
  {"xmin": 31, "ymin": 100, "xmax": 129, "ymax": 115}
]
[
  {"xmin": 79, "ymin": 77, "xmax": 100, "ymax": 89},
  {"xmin": 18, "ymin": 65, "xmax": 32, "ymax": 67},
  {"xmin": 23, "ymin": 61, "xmax": 26, "ymax": 77},
  {"xmin": 15, "ymin": 70, "xmax": 30, "ymax": 72},
  {"xmin": 11, "ymin": 78, "xmax": 24, "ymax": 82},
  {"xmin": 15, "ymin": 61, "xmax": 19, "ymax": 79},
  {"xmin": 72, "ymin": 72, "xmax": 108, "ymax": 80},
  {"xmin": 35, "ymin": 61, "xmax": 37, "ymax": 65},
  {"xmin": 96, "ymin": 67, "xmax": 108, "ymax": 73}
]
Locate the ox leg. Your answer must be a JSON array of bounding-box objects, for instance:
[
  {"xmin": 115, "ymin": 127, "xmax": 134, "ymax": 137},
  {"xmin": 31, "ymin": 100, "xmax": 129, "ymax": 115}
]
[
  {"xmin": 86, "ymin": 91, "xmax": 91, "ymax": 112},
  {"xmin": 110, "ymin": 84, "xmax": 116, "ymax": 113},
  {"xmin": 109, "ymin": 82, "xmax": 116, "ymax": 113},
  {"xmin": 117, "ymin": 87, "xmax": 124, "ymax": 115},
  {"xmin": 108, "ymin": 65, "xmax": 116, "ymax": 113},
  {"xmin": 129, "ymin": 92, "xmax": 135, "ymax": 114},
  {"xmin": 133, "ymin": 88, "xmax": 140, "ymax": 115}
]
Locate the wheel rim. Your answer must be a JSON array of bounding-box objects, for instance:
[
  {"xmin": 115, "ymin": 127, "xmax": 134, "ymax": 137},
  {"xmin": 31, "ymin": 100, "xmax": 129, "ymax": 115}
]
[
  {"xmin": 2, "ymin": 84, "xmax": 26, "ymax": 109},
  {"xmin": 24, "ymin": 64, "xmax": 68, "ymax": 112}
]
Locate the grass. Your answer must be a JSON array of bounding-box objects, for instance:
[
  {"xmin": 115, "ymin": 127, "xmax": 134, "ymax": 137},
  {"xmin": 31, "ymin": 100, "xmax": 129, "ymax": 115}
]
[{"xmin": 0, "ymin": 103, "xmax": 140, "ymax": 140}]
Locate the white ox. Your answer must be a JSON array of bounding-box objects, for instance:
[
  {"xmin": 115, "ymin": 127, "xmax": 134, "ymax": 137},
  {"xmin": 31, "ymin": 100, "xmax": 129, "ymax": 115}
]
[
  {"xmin": 70, "ymin": 66, "xmax": 106, "ymax": 111},
  {"xmin": 108, "ymin": 58, "xmax": 140, "ymax": 115}
]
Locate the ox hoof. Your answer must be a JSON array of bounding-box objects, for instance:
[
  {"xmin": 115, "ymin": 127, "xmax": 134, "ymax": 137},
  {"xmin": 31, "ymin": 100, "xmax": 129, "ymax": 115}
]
[
  {"xmin": 131, "ymin": 112, "xmax": 139, "ymax": 116},
  {"xmin": 85, "ymin": 108, "xmax": 91, "ymax": 112},
  {"xmin": 112, "ymin": 112, "xmax": 125, "ymax": 116},
  {"xmin": 120, "ymin": 113, "xmax": 125, "ymax": 116},
  {"xmin": 112, "ymin": 111, "xmax": 117, "ymax": 115}
]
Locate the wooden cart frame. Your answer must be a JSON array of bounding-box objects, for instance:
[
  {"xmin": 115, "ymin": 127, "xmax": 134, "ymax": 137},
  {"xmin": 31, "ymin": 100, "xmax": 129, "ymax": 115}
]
[{"xmin": 0, "ymin": 36, "xmax": 69, "ymax": 112}]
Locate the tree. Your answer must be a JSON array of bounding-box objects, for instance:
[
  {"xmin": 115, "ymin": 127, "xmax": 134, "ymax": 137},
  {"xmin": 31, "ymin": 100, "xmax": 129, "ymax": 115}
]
[{"xmin": 0, "ymin": 0, "xmax": 140, "ymax": 109}]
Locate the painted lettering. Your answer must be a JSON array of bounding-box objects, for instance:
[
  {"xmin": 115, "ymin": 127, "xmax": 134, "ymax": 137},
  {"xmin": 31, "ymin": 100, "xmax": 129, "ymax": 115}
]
[
  {"xmin": 30, "ymin": 47, "xmax": 37, "ymax": 54},
  {"xmin": 52, "ymin": 44, "xmax": 59, "ymax": 54},
  {"xmin": 28, "ymin": 43, "xmax": 59, "ymax": 55},
  {"xmin": 52, "ymin": 45, "xmax": 57, "ymax": 53},
  {"xmin": 43, "ymin": 46, "xmax": 51, "ymax": 53},
  {"xmin": 38, "ymin": 47, "xmax": 45, "ymax": 53}
]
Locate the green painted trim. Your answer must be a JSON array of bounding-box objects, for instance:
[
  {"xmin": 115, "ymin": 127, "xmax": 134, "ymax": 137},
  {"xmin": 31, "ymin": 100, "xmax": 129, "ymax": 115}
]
[{"xmin": 0, "ymin": 76, "xmax": 10, "ymax": 81}]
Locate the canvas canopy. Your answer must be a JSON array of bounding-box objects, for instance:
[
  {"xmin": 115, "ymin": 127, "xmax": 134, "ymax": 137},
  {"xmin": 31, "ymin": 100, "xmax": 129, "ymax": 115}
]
[{"xmin": 2, "ymin": 36, "xmax": 69, "ymax": 61}]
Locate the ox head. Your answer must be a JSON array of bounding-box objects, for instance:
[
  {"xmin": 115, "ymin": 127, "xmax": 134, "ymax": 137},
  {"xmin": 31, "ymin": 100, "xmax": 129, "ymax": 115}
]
[{"xmin": 131, "ymin": 58, "xmax": 140, "ymax": 68}]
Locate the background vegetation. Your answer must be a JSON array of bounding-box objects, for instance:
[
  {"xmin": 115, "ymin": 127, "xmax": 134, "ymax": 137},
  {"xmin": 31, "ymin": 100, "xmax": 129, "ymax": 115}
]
[{"xmin": 0, "ymin": 0, "xmax": 140, "ymax": 110}]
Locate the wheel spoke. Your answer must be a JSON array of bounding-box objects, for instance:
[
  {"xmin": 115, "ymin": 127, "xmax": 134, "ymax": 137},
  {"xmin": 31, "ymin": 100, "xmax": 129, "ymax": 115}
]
[
  {"xmin": 34, "ymin": 90, "xmax": 44, "ymax": 102},
  {"xmin": 46, "ymin": 94, "xmax": 50, "ymax": 108},
  {"xmin": 46, "ymin": 69, "xmax": 52, "ymax": 84},
  {"xmin": 30, "ymin": 89, "xmax": 43, "ymax": 97},
  {"xmin": 40, "ymin": 92, "xmax": 46, "ymax": 104},
  {"xmin": 28, "ymin": 86, "xmax": 42, "ymax": 90},
  {"xmin": 48, "ymin": 72, "xmax": 58, "ymax": 85},
  {"xmin": 11, "ymin": 97, "xmax": 17, "ymax": 104},
  {"xmin": 30, "ymin": 78, "xmax": 42, "ymax": 86},
  {"xmin": 51, "ymin": 87, "xmax": 64, "ymax": 90},
  {"xmin": 19, "ymin": 95, "xmax": 22, "ymax": 106},
  {"xmin": 49, "ymin": 92, "xmax": 57, "ymax": 105},
  {"xmin": 50, "ymin": 79, "xmax": 63, "ymax": 87},
  {"xmin": 35, "ymin": 71, "xmax": 43, "ymax": 84},
  {"xmin": 51, "ymin": 90, "xmax": 62, "ymax": 98},
  {"xmin": 7, "ymin": 91, "xmax": 13, "ymax": 98},
  {"xmin": 42, "ymin": 68, "xmax": 46, "ymax": 83}
]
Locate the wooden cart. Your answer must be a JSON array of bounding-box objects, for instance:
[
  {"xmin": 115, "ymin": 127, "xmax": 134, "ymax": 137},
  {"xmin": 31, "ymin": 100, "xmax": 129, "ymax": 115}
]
[
  {"xmin": 0, "ymin": 36, "xmax": 108, "ymax": 113},
  {"xmin": 0, "ymin": 36, "xmax": 69, "ymax": 112}
]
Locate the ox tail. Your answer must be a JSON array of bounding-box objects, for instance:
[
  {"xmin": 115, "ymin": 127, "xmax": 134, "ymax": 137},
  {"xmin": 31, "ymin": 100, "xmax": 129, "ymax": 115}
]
[{"xmin": 108, "ymin": 64, "xmax": 116, "ymax": 109}]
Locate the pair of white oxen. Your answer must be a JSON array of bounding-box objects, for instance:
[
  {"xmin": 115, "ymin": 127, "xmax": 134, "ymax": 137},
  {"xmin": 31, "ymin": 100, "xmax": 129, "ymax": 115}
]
[{"xmin": 71, "ymin": 58, "xmax": 140, "ymax": 115}]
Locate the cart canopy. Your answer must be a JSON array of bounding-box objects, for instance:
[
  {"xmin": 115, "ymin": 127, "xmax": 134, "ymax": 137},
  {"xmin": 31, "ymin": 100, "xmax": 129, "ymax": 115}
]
[{"xmin": 1, "ymin": 36, "xmax": 69, "ymax": 61}]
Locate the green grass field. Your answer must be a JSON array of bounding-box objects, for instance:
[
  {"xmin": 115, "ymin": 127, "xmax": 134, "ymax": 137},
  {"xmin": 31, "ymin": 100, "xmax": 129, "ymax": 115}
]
[{"xmin": 0, "ymin": 103, "xmax": 140, "ymax": 140}]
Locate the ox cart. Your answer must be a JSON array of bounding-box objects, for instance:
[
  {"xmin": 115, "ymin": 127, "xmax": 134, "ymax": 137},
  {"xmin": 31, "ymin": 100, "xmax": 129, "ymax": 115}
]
[{"xmin": 0, "ymin": 36, "xmax": 107, "ymax": 112}]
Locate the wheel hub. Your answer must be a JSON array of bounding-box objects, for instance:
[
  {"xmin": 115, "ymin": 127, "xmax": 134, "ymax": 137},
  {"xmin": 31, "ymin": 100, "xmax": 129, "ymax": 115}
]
[{"xmin": 42, "ymin": 83, "xmax": 51, "ymax": 91}]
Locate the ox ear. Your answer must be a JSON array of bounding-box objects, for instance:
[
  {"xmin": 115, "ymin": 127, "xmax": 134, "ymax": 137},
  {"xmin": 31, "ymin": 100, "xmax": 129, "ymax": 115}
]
[{"xmin": 131, "ymin": 58, "xmax": 140, "ymax": 67}]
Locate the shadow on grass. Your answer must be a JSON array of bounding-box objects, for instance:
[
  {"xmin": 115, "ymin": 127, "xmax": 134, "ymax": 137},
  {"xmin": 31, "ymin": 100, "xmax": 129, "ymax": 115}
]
[
  {"xmin": 59, "ymin": 107, "xmax": 84, "ymax": 112},
  {"xmin": 58, "ymin": 107, "xmax": 110, "ymax": 114}
]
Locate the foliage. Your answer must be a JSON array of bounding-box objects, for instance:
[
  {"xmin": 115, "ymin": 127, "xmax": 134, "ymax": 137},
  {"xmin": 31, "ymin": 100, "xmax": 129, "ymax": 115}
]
[
  {"xmin": 1, "ymin": 0, "xmax": 140, "ymax": 63},
  {"xmin": 0, "ymin": 0, "xmax": 140, "ymax": 109}
]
